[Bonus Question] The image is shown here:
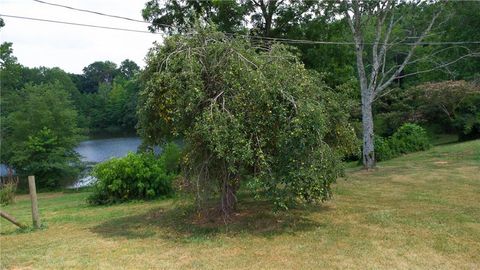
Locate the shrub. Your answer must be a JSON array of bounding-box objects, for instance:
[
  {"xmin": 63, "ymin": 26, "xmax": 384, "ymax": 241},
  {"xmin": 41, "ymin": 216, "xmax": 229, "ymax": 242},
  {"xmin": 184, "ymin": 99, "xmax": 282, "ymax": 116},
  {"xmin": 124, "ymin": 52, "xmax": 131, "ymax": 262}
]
[
  {"xmin": 87, "ymin": 146, "xmax": 180, "ymax": 205},
  {"xmin": 0, "ymin": 178, "xmax": 18, "ymax": 205},
  {"xmin": 374, "ymin": 123, "xmax": 431, "ymax": 162},
  {"xmin": 453, "ymin": 92, "xmax": 480, "ymax": 141},
  {"xmin": 390, "ymin": 123, "xmax": 431, "ymax": 154},
  {"xmin": 374, "ymin": 136, "xmax": 395, "ymax": 162}
]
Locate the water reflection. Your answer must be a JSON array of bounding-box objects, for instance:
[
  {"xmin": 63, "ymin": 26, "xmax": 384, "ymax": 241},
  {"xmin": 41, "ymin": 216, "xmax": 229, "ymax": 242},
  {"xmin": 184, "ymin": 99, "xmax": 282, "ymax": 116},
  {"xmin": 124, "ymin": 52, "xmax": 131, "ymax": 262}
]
[
  {"xmin": 71, "ymin": 137, "xmax": 142, "ymax": 188},
  {"xmin": 75, "ymin": 137, "xmax": 142, "ymax": 163}
]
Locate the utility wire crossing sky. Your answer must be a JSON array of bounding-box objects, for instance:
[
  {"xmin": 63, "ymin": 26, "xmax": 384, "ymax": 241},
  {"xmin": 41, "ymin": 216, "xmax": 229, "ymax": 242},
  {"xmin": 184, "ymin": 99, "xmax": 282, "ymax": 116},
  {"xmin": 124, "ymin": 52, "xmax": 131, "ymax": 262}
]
[
  {"xmin": 0, "ymin": 0, "xmax": 159, "ymax": 74},
  {"xmin": 1, "ymin": 0, "xmax": 479, "ymax": 74}
]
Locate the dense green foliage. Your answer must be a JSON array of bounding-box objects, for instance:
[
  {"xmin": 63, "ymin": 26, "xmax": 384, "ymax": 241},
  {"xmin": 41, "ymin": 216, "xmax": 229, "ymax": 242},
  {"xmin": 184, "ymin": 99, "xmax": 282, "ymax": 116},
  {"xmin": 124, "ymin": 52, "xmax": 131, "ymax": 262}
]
[
  {"xmin": 390, "ymin": 124, "xmax": 431, "ymax": 154},
  {"xmin": 375, "ymin": 123, "xmax": 431, "ymax": 162},
  {"xmin": 75, "ymin": 61, "xmax": 118, "ymax": 93},
  {"xmin": 88, "ymin": 144, "xmax": 181, "ymax": 205},
  {"xmin": 142, "ymin": 0, "xmax": 321, "ymax": 37},
  {"xmin": 374, "ymin": 136, "xmax": 396, "ymax": 162},
  {"xmin": 414, "ymin": 81, "xmax": 480, "ymax": 141},
  {"xmin": 1, "ymin": 82, "xmax": 83, "ymax": 188},
  {"xmin": 374, "ymin": 81, "xmax": 480, "ymax": 140},
  {"xmin": 142, "ymin": 1, "xmax": 356, "ymax": 86},
  {"xmin": 143, "ymin": 0, "xmax": 479, "ymax": 169},
  {"xmin": 404, "ymin": 1, "xmax": 480, "ymax": 84},
  {"xmin": 68, "ymin": 60, "xmax": 141, "ymax": 134},
  {"xmin": 77, "ymin": 77, "xmax": 141, "ymax": 134},
  {"xmin": 143, "ymin": 0, "xmax": 248, "ymax": 34},
  {"xmin": 0, "ymin": 48, "xmax": 141, "ymax": 136},
  {"xmin": 139, "ymin": 28, "xmax": 357, "ymax": 212},
  {"xmin": 1, "ymin": 22, "xmax": 81, "ymax": 188}
]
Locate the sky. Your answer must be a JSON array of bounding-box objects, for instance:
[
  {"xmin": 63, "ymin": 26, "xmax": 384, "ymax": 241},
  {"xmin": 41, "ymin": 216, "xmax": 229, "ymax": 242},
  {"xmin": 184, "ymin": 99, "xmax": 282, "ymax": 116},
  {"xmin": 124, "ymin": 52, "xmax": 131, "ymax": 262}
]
[{"xmin": 0, "ymin": 0, "xmax": 163, "ymax": 74}]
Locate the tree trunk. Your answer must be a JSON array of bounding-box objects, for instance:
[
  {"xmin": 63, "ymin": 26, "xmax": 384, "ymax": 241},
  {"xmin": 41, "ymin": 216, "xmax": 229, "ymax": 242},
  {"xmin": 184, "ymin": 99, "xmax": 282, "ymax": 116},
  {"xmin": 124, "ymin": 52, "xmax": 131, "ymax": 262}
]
[
  {"xmin": 361, "ymin": 92, "xmax": 375, "ymax": 169},
  {"xmin": 220, "ymin": 179, "xmax": 237, "ymax": 217}
]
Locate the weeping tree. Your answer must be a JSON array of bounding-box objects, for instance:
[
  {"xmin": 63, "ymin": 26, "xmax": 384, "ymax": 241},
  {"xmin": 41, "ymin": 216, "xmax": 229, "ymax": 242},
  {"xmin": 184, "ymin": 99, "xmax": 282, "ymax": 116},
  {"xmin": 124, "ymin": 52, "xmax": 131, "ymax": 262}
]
[{"xmin": 139, "ymin": 27, "xmax": 357, "ymax": 216}]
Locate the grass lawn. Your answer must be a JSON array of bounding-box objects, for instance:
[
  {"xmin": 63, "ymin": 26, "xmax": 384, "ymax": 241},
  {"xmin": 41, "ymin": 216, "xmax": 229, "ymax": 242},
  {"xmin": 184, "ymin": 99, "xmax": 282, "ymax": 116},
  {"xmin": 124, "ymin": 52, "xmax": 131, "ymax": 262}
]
[{"xmin": 1, "ymin": 140, "xmax": 479, "ymax": 269}]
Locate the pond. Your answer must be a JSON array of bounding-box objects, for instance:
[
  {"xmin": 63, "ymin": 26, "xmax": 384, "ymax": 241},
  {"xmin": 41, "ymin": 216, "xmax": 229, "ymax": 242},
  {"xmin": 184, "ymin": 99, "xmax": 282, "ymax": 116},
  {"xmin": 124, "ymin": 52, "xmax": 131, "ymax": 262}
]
[
  {"xmin": 75, "ymin": 137, "xmax": 142, "ymax": 163},
  {"xmin": 72, "ymin": 136, "xmax": 142, "ymax": 188},
  {"xmin": 1, "ymin": 136, "xmax": 162, "ymax": 188}
]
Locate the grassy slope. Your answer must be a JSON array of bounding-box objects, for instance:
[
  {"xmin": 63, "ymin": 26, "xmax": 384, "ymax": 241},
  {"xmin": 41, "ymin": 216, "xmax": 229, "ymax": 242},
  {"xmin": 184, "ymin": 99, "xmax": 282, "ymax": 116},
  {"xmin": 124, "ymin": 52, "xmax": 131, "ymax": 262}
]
[{"xmin": 1, "ymin": 140, "xmax": 479, "ymax": 269}]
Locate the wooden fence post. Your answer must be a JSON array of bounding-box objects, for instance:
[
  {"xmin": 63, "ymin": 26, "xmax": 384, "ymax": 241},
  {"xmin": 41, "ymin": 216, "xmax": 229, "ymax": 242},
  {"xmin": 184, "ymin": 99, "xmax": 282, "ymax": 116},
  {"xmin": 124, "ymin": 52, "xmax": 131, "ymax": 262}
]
[
  {"xmin": 0, "ymin": 210, "xmax": 27, "ymax": 229},
  {"xmin": 28, "ymin": 175, "xmax": 41, "ymax": 229}
]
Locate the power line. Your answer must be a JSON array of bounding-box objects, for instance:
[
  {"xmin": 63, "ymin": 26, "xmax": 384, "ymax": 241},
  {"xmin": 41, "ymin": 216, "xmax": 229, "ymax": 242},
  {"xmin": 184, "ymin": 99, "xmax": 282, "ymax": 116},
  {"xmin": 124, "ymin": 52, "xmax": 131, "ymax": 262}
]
[
  {"xmin": 241, "ymin": 34, "xmax": 480, "ymax": 46},
  {"xmin": 33, "ymin": 0, "xmax": 147, "ymax": 23},
  {"xmin": 2, "ymin": 13, "xmax": 480, "ymax": 46},
  {"xmin": 230, "ymin": 33, "xmax": 356, "ymax": 45},
  {"xmin": 29, "ymin": 0, "xmax": 480, "ymax": 46},
  {"xmin": 32, "ymin": 0, "xmax": 172, "ymax": 28},
  {"xmin": 0, "ymin": 14, "xmax": 161, "ymax": 35}
]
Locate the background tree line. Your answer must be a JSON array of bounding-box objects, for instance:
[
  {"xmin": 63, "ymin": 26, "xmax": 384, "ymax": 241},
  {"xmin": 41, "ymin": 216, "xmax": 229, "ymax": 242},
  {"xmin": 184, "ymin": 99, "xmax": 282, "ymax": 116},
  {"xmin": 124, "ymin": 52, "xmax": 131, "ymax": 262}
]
[
  {"xmin": 2, "ymin": 57, "xmax": 141, "ymax": 136},
  {"xmin": 1, "ymin": 18, "xmax": 142, "ymax": 187}
]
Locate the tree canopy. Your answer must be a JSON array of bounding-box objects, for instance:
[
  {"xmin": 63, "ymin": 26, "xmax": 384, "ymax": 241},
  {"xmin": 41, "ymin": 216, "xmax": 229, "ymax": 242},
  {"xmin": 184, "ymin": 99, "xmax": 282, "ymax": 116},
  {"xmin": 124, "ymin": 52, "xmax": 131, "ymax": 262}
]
[
  {"xmin": 1, "ymin": 82, "xmax": 83, "ymax": 188},
  {"xmin": 142, "ymin": 0, "xmax": 323, "ymax": 37},
  {"xmin": 139, "ymin": 27, "xmax": 357, "ymax": 215}
]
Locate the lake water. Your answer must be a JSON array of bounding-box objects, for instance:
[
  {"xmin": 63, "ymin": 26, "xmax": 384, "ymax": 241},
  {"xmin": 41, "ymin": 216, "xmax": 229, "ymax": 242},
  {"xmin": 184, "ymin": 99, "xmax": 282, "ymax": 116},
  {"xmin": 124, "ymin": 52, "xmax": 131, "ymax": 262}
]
[
  {"xmin": 1, "ymin": 136, "xmax": 159, "ymax": 188},
  {"xmin": 72, "ymin": 136, "xmax": 142, "ymax": 188},
  {"xmin": 75, "ymin": 137, "xmax": 142, "ymax": 163}
]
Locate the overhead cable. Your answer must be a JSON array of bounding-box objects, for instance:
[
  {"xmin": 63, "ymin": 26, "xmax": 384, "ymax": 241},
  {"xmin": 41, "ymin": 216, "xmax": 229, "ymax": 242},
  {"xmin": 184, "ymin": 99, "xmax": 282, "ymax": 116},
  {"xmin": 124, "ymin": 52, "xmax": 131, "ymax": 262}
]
[
  {"xmin": 0, "ymin": 14, "xmax": 161, "ymax": 34},
  {"xmin": 3, "ymin": 12, "xmax": 480, "ymax": 46}
]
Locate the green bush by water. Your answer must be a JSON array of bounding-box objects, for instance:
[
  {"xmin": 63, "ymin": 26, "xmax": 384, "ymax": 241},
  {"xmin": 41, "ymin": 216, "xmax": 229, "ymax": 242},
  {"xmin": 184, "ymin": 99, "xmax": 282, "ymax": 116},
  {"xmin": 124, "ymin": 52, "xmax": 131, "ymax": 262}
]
[{"xmin": 87, "ymin": 143, "xmax": 181, "ymax": 205}]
